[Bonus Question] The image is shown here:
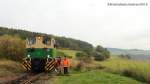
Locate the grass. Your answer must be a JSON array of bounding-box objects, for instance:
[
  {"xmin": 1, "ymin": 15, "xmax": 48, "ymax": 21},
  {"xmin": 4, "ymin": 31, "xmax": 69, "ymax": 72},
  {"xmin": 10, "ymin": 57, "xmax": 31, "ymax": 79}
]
[
  {"xmin": 0, "ymin": 49, "xmax": 149, "ymax": 84},
  {"xmin": 58, "ymin": 49, "xmax": 80, "ymax": 58},
  {"xmin": 54, "ymin": 70, "xmax": 141, "ymax": 84},
  {"xmin": 0, "ymin": 59, "xmax": 24, "ymax": 77},
  {"xmin": 98, "ymin": 57, "xmax": 150, "ymax": 83}
]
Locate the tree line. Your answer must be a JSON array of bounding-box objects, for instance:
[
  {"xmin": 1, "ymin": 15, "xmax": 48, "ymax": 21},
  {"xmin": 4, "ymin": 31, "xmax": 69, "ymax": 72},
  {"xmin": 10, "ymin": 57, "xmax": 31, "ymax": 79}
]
[
  {"xmin": 0, "ymin": 27, "xmax": 93, "ymax": 53},
  {"xmin": 0, "ymin": 27, "xmax": 110, "ymax": 61}
]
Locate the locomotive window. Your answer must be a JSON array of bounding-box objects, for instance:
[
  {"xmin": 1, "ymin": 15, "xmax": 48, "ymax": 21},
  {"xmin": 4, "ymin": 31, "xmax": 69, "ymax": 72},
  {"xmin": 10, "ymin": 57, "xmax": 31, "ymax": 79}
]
[
  {"xmin": 27, "ymin": 37, "xmax": 36, "ymax": 45},
  {"xmin": 43, "ymin": 37, "xmax": 50, "ymax": 45}
]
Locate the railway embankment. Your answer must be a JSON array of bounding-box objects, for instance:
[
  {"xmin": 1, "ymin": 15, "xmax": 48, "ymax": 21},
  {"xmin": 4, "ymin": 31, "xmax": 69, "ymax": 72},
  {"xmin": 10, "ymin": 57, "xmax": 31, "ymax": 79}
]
[{"xmin": 0, "ymin": 59, "xmax": 24, "ymax": 83}]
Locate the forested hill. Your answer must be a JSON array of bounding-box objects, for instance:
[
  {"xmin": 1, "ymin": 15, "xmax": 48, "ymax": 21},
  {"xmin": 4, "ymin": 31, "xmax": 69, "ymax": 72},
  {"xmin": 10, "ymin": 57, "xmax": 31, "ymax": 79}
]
[
  {"xmin": 0, "ymin": 27, "xmax": 93, "ymax": 52},
  {"xmin": 108, "ymin": 48, "xmax": 150, "ymax": 60}
]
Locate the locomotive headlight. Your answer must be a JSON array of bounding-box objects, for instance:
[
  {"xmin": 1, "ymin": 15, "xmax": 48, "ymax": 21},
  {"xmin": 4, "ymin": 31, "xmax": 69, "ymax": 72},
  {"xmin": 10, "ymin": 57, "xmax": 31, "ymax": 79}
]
[
  {"xmin": 47, "ymin": 55, "xmax": 50, "ymax": 58},
  {"xmin": 27, "ymin": 55, "xmax": 30, "ymax": 58}
]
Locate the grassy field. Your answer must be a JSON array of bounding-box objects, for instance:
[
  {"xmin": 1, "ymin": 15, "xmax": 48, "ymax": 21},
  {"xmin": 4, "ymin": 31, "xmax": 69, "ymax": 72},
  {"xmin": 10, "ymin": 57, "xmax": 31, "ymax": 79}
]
[
  {"xmin": 55, "ymin": 49, "xmax": 150, "ymax": 83},
  {"xmin": 54, "ymin": 70, "xmax": 141, "ymax": 84},
  {"xmin": 98, "ymin": 57, "xmax": 150, "ymax": 83},
  {"xmin": 58, "ymin": 49, "xmax": 80, "ymax": 58},
  {"xmin": 0, "ymin": 49, "xmax": 149, "ymax": 84}
]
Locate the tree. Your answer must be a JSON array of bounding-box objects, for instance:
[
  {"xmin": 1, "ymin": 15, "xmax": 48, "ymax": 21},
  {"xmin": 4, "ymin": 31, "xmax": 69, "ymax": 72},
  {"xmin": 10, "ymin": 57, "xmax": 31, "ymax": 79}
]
[
  {"xmin": 93, "ymin": 45, "xmax": 110, "ymax": 61},
  {"xmin": 76, "ymin": 52, "xmax": 92, "ymax": 63},
  {"xmin": 96, "ymin": 45, "xmax": 104, "ymax": 52}
]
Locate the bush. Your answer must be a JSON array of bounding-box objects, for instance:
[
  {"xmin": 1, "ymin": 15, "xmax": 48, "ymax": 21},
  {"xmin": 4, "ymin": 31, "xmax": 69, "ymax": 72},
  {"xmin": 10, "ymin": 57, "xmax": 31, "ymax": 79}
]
[
  {"xmin": 119, "ymin": 54, "xmax": 131, "ymax": 59},
  {"xmin": 76, "ymin": 52, "xmax": 87, "ymax": 58},
  {"xmin": 76, "ymin": 52, "xmax": 92, "ymax": 63},
  {"xmin": 73, "ymin": 61, "xmax": 85, "ymax": 72},
  {"xmin": 94, "ymin": 52, "xmax": 106, "ymax": 61},
  {"xmin": 92, "ymin": 45, "xmax": 110, "ymax": 61},
  {"xmin": 0, "ymin": 35, "xmax": 25, "ymax": 61},
  {"xmin": 72, "ymin": 59, "xmax": 105, "ymax": 72}
]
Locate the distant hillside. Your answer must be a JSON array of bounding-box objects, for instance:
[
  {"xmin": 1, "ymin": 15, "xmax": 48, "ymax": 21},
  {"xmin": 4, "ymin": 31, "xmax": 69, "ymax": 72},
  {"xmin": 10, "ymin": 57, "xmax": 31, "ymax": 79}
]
[
  {"xmin": 108, "ymin": 48, "xmax": 150, "ymax": 60},
  {"xmin": 0, "ymin": 27, "xmax": 93, "ymax": 52}
]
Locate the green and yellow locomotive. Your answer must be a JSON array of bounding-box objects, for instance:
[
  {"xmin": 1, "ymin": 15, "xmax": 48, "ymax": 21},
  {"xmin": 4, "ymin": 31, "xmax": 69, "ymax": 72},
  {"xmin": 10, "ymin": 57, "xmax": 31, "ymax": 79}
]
[{"xmin": 22, "ymin": 36, "xmax": 57, "ymax": 72}]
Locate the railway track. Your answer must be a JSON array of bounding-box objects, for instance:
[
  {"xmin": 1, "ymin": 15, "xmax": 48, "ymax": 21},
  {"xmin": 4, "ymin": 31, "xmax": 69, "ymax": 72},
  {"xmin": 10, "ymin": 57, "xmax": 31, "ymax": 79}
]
[{"xmin": 2, "ymin": 72, "xmax": 45, "ymax": 84}]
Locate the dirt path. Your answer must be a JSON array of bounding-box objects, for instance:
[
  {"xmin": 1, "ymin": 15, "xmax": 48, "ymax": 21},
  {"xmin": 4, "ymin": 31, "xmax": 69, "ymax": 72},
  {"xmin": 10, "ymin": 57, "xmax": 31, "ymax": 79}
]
[{"xmin": 33, "ymin": 73, "xmax": 56, "ymax": 84}]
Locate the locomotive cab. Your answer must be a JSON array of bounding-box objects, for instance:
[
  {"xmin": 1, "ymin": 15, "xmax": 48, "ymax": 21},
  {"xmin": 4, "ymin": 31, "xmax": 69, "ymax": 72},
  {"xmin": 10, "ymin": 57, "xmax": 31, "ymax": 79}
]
[{"xmin": 22, "ymin": 36, "xmax": 57, "ymax": 72}]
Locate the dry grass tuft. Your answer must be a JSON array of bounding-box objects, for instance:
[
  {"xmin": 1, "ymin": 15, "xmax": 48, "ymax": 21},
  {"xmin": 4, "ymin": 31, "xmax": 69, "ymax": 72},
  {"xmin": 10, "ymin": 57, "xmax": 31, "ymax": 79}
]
[{"xmin": 0, "ymin": 59, "xmax": 24, "ymax": 77}]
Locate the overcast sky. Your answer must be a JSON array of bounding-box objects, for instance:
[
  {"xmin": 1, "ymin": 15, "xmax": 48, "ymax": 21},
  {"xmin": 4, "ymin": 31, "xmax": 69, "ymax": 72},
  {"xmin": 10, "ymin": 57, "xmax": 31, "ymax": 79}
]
[{"xmin": 0, "ymin": 0, "xmax": 150, "ymax": 50}]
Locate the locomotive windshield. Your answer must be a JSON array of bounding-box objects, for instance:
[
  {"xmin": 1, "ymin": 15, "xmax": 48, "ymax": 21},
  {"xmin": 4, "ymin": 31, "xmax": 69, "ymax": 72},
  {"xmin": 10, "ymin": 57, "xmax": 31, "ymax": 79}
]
[
  {"xmin": 27, "ymin": 37, "xmax": 36, "ymax": 45},
  {"xmin": 43, "ymin": 37, "xmax": 50, "ymax": 45}
]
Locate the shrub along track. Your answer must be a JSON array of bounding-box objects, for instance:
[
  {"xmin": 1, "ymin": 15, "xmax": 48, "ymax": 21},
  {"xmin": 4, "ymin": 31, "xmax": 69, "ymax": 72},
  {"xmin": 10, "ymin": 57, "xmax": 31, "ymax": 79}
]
[{"xmin": 2, "ymin": 72, "xmax": 47, "ymax": 84}]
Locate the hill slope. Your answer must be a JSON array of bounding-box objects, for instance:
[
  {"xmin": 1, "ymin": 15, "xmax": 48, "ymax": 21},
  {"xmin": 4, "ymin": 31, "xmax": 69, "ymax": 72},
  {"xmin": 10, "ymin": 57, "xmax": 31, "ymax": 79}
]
[
  {"xmin": 0, "ymin": 27, "xmax": 93, "ymax": 52},
  {"xmin": 108, "ymin": 48, "xmax": 150, "ymax": 60}
]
